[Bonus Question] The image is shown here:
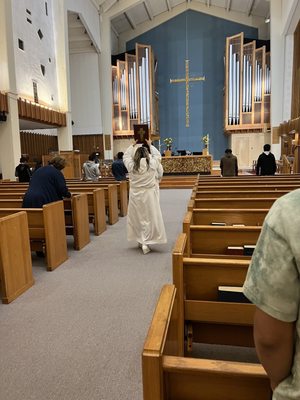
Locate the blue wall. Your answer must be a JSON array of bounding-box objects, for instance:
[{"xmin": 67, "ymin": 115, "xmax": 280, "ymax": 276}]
[{"xmin": 127, "ymin": 10, "xmax": 257, "ymax": 159}]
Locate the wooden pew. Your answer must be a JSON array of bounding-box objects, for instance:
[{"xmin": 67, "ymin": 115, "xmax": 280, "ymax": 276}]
[
  {"xmin": 0, "ymin": 183, "xmax": 119, "ymax": 225},
  {"xmin": 142, "ymin": 284, "xmax": 271, "ymax": 400},
  {"xmin": 194, "ymin": 184, "xmax": 300, "ymax": 192},
  {"xmin": 67, "ymin": 186, "xmax": 119, "ymax": 225},
  {"xmin": 0, "ymin": 201, "xmax": 68, "ymax": 271},
  {"xmin": 192, "ymin": 189, "xmax": 289, "ymax": 199},
  {"xmin": 183, "ymin": 212, "xmax": 261, "ymax": 257},
  {"xmin": 63, "ymin": 194, "xmax": 90, "ymax": 250},
  {"xmin": 189, "ymin": 207, "xmax": 268, "ymax": 226},
  {"xmin": 189, "ymin": 197, "xmax": 276, "ymax": 210},
  {"xmin": 66, "ymin": 181, "xmax": 126, "ymax": 219},
  {"xmin": 0, "ymin": 194, "xmax": 90, "ymax": 250},
  {"xmin": 173, "ymin": 233, "xmax": 254, "ymax": 354},
  {"xmin": 0, "ymin": 212, "xmax": 34, "ymax": 303}
]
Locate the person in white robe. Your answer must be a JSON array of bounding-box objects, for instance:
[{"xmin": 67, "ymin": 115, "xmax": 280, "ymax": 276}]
[{"xmin": 123, "ymin": 139, "xmax": 167, "ymax": 254}]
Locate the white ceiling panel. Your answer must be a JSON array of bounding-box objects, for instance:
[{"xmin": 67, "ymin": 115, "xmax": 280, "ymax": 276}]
[
  {"xmin": 150, "ymin": 0, "xmax": 169, "ymax": 17},
  {"xmin": 126, "ymin": 2, "xmax": 149, "ymax": 26}
]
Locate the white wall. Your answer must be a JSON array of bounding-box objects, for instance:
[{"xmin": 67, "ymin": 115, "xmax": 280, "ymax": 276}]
[
  {"xmin": 65, "ymin": 0, "xmax": 101, "ymax": 52},
  {"xmin": 69, "ymin": 52, "xmax": 102, "ymax": 134},
  {"xmin": 12, "ymin": 0, "xmax": 59, "ymax": 107},
  {"xmin": 281, "ymin": 0, "xmax": 300, "ymax": 33}
]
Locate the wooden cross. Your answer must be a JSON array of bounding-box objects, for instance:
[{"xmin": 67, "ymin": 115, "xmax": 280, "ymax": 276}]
[{"xmin": 170, "ymin": 59, "xmax": 205, "ymax": 127}]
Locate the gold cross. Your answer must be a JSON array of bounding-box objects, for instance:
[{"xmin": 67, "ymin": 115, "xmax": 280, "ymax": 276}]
[
  {"xmin": 170, "ymin": 59, "xmax": 205, "ymax": 127},
  {"xmin": 138, "ymin": 128, "xmax": 145, "ymax": 142}
]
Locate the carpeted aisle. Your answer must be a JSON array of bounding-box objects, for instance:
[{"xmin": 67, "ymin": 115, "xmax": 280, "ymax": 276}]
[{"xmin": 0, "ymin": 189, "xmax": 191, "ymax": 400}]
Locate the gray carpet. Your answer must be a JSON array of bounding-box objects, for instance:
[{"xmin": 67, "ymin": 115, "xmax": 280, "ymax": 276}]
[{"xmin": 0, "ymin": 189, "xmax": 191, "ymax": 400}]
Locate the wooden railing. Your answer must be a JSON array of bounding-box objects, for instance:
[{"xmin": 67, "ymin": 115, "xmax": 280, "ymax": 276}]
[{"xmin": 17, "ymin": 97, "xmax": 66, "ymax": 126}]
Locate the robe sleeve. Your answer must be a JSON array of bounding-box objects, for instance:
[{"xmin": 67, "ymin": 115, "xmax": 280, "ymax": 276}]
[{"xmin": 123, "ymin": 144, "xmax": 136, "ymax": 173}]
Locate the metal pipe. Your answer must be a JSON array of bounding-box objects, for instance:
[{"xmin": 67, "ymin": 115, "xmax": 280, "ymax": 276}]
[
  {"xmin": 228, "ymin": 44, "xmax": 233, "ymax": 125},
  {"xmin": 145, "ymin": 48, "xmax": 150, "ymax": 126},
  {"xmin": 236, "ymin": 59, "xmax": 240, "ymax": 124}
]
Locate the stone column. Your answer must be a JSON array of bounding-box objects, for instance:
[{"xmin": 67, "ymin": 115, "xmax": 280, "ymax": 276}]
[
  {"xmin": 99, "ymin": 13, "xmax": 113, "ymax": 159},
  {"xmin": 53, "ymin": 0, "xmax": 73, "ymax": 151},
  {"xmin": 0, "ymin": 0, "xmax": 21, "ymax": 179}
]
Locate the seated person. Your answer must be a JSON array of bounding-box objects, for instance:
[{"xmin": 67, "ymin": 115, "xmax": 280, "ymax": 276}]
[{"xmin": 82, "ymin": 154, "xmax": 100, "ymax": 181}]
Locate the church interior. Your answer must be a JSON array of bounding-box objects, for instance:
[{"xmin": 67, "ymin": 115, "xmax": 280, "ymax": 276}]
[{"xmin": 1, "ymin": 0, "xmax": 300, "ymax": 399}]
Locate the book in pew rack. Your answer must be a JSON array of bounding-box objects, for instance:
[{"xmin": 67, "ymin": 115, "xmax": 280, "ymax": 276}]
[
  {"xmin": 211, "ymin": 222, "xmax": 227, "ymax": 226},
  {"xmin": 226, "ymin": 246, "xmax": 244, "ymax": 256},
  {"xmin": 218, "ymin": 286, "xmax": 251, "ymax": 304},
  {"xmin": 243, "ymin": 245, "xmax": 256, "ymax": 256}
]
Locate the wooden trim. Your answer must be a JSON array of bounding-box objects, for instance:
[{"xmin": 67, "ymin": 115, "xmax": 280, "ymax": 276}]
[{"xmin": 17, "ymin": 97, "xmax": 66, "ymax": 127}]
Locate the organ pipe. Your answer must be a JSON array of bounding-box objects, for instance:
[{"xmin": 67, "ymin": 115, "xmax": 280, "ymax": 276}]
[{"xmin": 226, "ymin": 33, "xmax": 271, "ymax": 129}]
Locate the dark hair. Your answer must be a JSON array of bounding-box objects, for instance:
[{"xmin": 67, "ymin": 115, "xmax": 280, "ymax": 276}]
[
  {"xmin": 117, "ymin": 152, "xmax": 124, "ymax": 159},
  {"xmin": 225, "ymin": 148, "xmax": 232, "ymax": 154},
  {"xmin": 49, "ymin": 156, "xmax": 67, "ymax": 170},
  {"xmin": 264, "ymin": 144, "xmax": 271, "ymax": 151},
  {"xmin": 20, "ymin": 156, "xmax": 28, "ymax": 163},
  {"xmin": 133, "ymin": 147, "xmax": 150, "ymax": 172},
  {"xmin": 89, "ymin": 154, "xmax": 95, "ymax": 161}
]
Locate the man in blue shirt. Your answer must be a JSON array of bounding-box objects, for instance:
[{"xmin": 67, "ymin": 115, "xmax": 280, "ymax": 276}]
[{"xmin": 112, "ymin": 152, "xmax": 128, "ymax": 181}]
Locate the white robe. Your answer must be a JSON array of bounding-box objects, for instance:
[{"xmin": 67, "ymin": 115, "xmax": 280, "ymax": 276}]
[{"xmin": 123, "ymin": 144, "xmax": 167, "ymax": 245}]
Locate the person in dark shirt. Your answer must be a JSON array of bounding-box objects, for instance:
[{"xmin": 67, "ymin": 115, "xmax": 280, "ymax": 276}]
[
  {"xmin": 220, "ymin": 148, "xmax": 238, "ymax": 177},
  {"xmin": 111, "ymin": 152, "xmax": 128, "ymax": 181},
  {"xmin": 256, "ymin": 144, "xmax": 277, "ymax": 176},
  {"xmin": 15, "ymin": 156, "xmax": 31, "ymax": 182},
  {"xmin": 22, "ymin": 156, "xmax": 71, "ymax": 208}
]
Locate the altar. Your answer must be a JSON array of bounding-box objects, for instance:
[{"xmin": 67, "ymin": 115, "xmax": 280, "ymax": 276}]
[{"xmin": 161, "ymin": 155, "xmax": 212, "ymax": 174}]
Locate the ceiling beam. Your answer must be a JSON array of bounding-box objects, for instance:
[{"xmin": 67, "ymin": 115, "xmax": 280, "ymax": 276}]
[
  {"xmin": 165, "ymin": 0, "xmax": 171, "ymax": 11},
  {"xmin": 226, "ymin": 0, "xmax": 231, "ymax": 12},
  {"xmin": 103, "ymin": 0, "xmax": 119, "ymax": 13},
  {"xmin": 111, "ymin": 22, "xmax": 119, "ymax": 38},
  {"xmin": 104, "ymin": 0, "xmax": 143, "ymax": 19},
  {"xmin": 124, "ymin": 11, "xmax": 136, "ymax": 29},
  {"xmin": 144, "ymin": 1, "xmax": 153, "ymax": 20},
  {"xmin": 247, "ymin": 0, "xmax": 255, "ymax": 17}
]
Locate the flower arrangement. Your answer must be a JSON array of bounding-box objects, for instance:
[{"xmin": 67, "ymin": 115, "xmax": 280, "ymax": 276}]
[
  {"xmin": 202, "ymin": 134, "xmax": 209, "ymax": 147},
  {"xmin": 163, "ymin": 137, "xmax": 173, "ymax": 146}
]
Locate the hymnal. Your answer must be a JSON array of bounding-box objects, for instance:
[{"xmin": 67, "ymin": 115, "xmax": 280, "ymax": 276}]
[
  {"xmin": 243, "ymin": 245, "xmax": 256, "ymax": 256},
  {"xmin": 226, "ymin": 246, "xmax": 244, "ymax": 256},
  {"xmin": 218, "ymin": 286, "xmax": 251, "ymax": 304},
  {"xmin": 232, "ymin": 224, "xmax": 245, "ymax": 227},
  {"xmin": 133, "ymin": 124, "xmax": 149, "ymax": 144},
  {"xmin": 211, "ymin": 222, "xmax": 226, "ymax": 226}
]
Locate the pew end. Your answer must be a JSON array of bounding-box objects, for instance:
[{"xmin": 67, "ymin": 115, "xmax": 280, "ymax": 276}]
[
  {"xmin": 0, "ymin": 212, "xmax": 34, "ymax": 303},
  {"xmin": 142, "ymin": 284, "xmax": 271, "ymax": 400}
]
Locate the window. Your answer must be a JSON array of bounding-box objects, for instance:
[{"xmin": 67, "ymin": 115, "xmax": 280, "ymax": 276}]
[
  {"xmin": 27, "ymin": 18, "xmax": 32, "ymax": 24},
  {"xmin": 33, "ymin": 81, "xmax": 39, "ymax": 103},
  {"xmin": 48, "ymin": 57, "xmax": 51, "ymax": 63},
  {"xmin": 37, "ymin": 29, "xmax": 43, "ymax": 39},
  {"xmin": 18, "ymin": 39, "xmax": 24, "ymax": 50},
  {"xmin": 26, "ymin": 8, "xmax": 31, "ymax": 15},
  {"xmin": 40, "ymin": 65, "xmax": 45, "ymax": 76},
  {"xmin": 45, "ymin": 2, "xmax": 48, "ymax": 16}
]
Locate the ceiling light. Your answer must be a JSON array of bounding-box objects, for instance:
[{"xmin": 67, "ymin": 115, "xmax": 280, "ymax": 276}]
[{"xmin": 265, "ymin": 17, "xmax": 270, "ymax": 23}]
